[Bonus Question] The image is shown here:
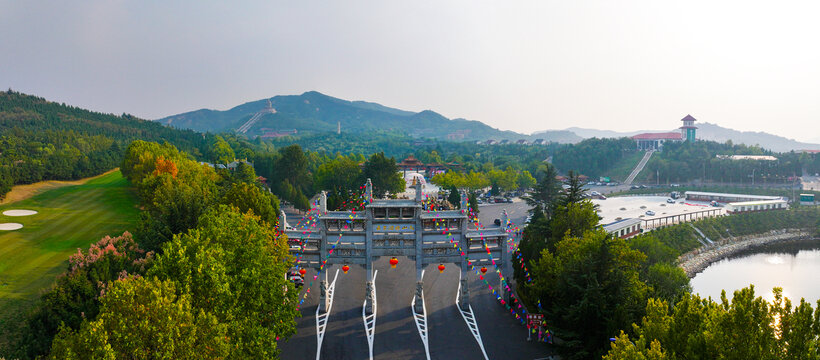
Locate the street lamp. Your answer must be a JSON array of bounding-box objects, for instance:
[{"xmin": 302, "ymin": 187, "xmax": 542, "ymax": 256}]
[{"xmin": 751, "ymin": 169, "xmax": 756, "ymax": 186}]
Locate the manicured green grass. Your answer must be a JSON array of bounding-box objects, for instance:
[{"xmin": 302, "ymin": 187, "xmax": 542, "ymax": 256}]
[
  {"xmin": 0, "ymin": 170, "xmax": 138, "ymax": 322},
  {"xmin": 606, "ymin": 151, "xmax": 646, "ymax": 182}
]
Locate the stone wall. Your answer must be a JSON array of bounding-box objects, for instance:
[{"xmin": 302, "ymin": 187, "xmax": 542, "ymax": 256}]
[{"xmin": 677, "ymin": 229, "xmax": 815, "ymax": 278}]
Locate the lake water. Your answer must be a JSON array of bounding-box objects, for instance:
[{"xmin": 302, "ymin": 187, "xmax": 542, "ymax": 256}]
[{"xmin": 690, "ymin": 240, "xmax": 820, "ymax": 304}]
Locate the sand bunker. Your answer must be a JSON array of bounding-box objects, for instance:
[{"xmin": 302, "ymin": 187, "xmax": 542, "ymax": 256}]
[
  {"xmin": 0, "ymin": 223, "xmax": 23, "ymax": 230},
  {"xmin": 3, "ymin": 210, "xmax": 38, "ymax": 217}
]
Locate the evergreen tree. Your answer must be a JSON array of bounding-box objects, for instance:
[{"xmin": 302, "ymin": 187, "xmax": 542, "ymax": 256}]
[{"xmin": 448, "ymin": 185, "xmax": 461, "ymax": 209}]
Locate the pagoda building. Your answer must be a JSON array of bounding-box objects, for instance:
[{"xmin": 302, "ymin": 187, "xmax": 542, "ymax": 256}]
[{"xmin": 679, "ymin": 114, "xmax": 698, "ymax": 142}]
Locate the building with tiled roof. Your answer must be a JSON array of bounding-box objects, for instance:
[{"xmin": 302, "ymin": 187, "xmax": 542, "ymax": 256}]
[{"xmin": 631, "ymin": 115, "xmax": 697, "ymax": 151}]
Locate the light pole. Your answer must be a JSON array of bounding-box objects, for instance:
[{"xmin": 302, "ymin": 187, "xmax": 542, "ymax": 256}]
[{"xmin": 751, "ymin": 169, "xmax": 756, "ymax": 186}]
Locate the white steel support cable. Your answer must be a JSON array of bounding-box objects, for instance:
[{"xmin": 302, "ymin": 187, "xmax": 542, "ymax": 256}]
[
  {"xmin": 315, "ymin": 269, "xmax": 340, "ymax": 360},
  {"xmin": 456, "ymin": 270, "xmax": 489, "ymax": 360},
  {"xmin": 411, "ymin": 269, "xmax": 431, "ymax": 360},
  {"xmin": 362, "ymin": 270, "xmax": 378, "ymax": 360}
]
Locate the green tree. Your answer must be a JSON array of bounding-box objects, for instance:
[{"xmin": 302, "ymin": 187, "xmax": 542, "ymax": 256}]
[
  {"xmin": 362, "ymin": 152, "xmax": 404, "ymax": 198},
  {"xmin": 16, "ymin": 233, "xmax": 151, "ymax": 359},
  {"xmin": 498, "ymin": 166, "xmax": 519, "ymax": 192},
  {"xmin": 524, "ymin": 163, "xmax": 560, "ymax": 217},
  {"xmin": 607, "ymin": 286, "xmax": 820, "ymax": 360},
  {"xmin": 468, "ymin": 192, "xmax": 479, "ymax": 216},
  {"xmin": 645, "ymin": 263, "xmax": 690, "ymax": 303},
  {"xmin": 530, "ymin": 230, "xmax": 648, "ymax": 359},
  {"xmin": 220, "ymin": 182, "xmax": 280, "ymax": 226},
  {"xmin": 275, "ymin": 144, "xmax": 309, "ymax": 194},
  {"xmin": 549, "ymin": 200, "xmax": 599, "ymax": 250},
  {"xmin": 556, "ymin": 170, "xmax": 586, "ymax": 208},
  {"xmin": 603, "ymin": 332, "xmax": 669, "ymax": 360},
  {"xmin": 49, "ymin": 277, "xmax": 229, "ymax": 360},
  {"xmin": 518, "ymin": 170, "xmax": 536, "ymax": 190},
  {"xmin": 232, "ymin": 161, "xmax": 257, "ymax": 184},
  {"xmin": 314, "ymin": 155, "xmax": 362, "ymax": 210},
  {"xmin": 448, "ymin": 185, "xmax": 461, "ymax": 209},
  {"xmin": 209, "ymin": 135, "xmax": 235, "ymax": 164},
  {"xmin": 148, "ymin": 206, "xmax": 298, "ymax": 358}
]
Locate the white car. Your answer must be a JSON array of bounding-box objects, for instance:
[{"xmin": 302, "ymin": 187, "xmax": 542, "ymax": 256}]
[
  {"xmin": 645, "ymin": 210, "xmax": 656, "ymax": 216},
  {"xmin": 666, "ymin": 198, "xmax": 675, "ymax": 204}
]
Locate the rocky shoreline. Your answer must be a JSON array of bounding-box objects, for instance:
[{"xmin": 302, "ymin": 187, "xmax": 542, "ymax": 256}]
[{"xmin": 677, "ymin": 229, "xmax": 815, "ymax": 278}]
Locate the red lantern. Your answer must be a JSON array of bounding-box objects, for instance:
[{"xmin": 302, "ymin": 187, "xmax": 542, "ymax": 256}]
[
  {"xmin": 299, "ymin": 268, "xmax": 307, "ymax": 276},
  {"xmin": 342, "ymin": 265, "xmax": 350, "ymax": 274},
  {"xmin": 480, "ymin": 267, "xmax": 488, "ymax": 275},
  {"xmin": 390, "ymin": 257, "xmax": 398, "ymax": 269},
  {"xmin": 438, "ymin": 264, "xmax": 445, "ymax": 273}
]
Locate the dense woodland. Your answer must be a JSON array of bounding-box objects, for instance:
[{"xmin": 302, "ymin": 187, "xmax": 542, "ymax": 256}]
[
  {"xmin": 641, "ymin": 140, "xmax": 818, "ymax": 184},
  {"xmin": 516, "ymin": 169, "xmax": 820, "ymax": 359},
  {"xmin": 0, "ymin": 90, "xmax": 207, "ymax": 197},
  {"xmin": 7, "ymin": 140, "xmax": 293, "ymax": 359},
  {"xmin": 4, "ymin": 89, "xmax": 820, "ymax": 207}
]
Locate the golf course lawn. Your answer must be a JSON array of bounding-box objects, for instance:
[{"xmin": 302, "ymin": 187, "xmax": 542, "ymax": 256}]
[{"xmin": 0, "ymin": 170, "xmax": 139, "ymax": 334}]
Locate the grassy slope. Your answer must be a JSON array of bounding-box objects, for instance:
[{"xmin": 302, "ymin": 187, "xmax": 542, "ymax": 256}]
[
  {"xmin": 0, "ymin": 170, "xmax": 138, "ymax": 325},
  {"xmin": 605, "ymin": 151, "xmax": 646, "ymax": 182}
]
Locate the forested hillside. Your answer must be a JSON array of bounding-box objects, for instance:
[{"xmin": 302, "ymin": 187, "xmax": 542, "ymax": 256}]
[
  {"xmin": 0, "ymin": 90, "xmax": 207, "ymax": 198},
  {"xmin": 156, "ymin": 91, "xmax": 528, "ymax": 141},
  {"xmin": 640, "ymin": 140, "xmax": 820, "ymax": 184}
]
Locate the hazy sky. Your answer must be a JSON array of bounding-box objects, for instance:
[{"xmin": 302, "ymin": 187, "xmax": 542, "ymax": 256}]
[{"xmin": 2, "ymin": 1, "xmax": 819, "ymax": 142}]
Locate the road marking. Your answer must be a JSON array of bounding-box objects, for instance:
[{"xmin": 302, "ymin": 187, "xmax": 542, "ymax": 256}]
[
  {"xmin": 315, "ymin": 269, "xmax": 340, "ymax": 360},
  {"xmin": 362, "ymin": 270, "xmax": 378, "ymax": 360},
  {"xmin": 456, "ymin": 271, "xmax": 489, "ymax": 360},
  {"xmin": 411, "ymin": 269, "xmax": 431, "ymax": 360}
]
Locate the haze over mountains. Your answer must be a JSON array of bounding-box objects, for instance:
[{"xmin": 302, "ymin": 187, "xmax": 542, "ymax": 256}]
[{"xmin": 157, "ymin": 91, "xmax": 819, "ymax": 152}]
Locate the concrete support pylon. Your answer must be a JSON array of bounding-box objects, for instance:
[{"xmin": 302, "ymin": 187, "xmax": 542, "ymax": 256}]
[
  {"xmin": 318, "ymin": 271, "xmax": 330, "ymax": 313},
  {"xmin": 280, "ymin": 210, "xmax": 288, "ymax": 230},
  {"xmin": 365, "ymin": 178, "xmax": 373, "ymax": 204},
  {"xmin": 459, "ymin": 265, "xmax": 470, "ymax": 308},
  {"xmin": 414, "ymin": 178, "xmax": 423, "ymax": 202},
  {"xmin": 413, "ymin": 280, "xmax": 424, "ymax": 313},
  {"xmin": 458, "ymin": 216, "xmax": 470, "ymax": 308},
  {"xmin": 364, "ymin": 279, "xmax": 375, "ymax": 315}
]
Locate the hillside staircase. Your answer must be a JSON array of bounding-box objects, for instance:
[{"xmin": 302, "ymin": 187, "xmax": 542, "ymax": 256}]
[
  {"xmin": 624, "ymin": 150, "xmax": 654, "ymax": 185},
  {"xmin": 236, "ymin": 99, "xmax": 276, "ymax": 134},
  {"xmin": 688, "ymin": 224, "xmax": 715, "ymax": 245}
]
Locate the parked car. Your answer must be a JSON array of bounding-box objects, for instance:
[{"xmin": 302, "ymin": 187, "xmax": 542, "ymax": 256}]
[
  {"xmin": 630, "ymin": 185, "xmax": 640, "ymax": 190},
  {"xmin": 666, "ymin": 198, "xmax": 676, "ymax": 204},
  {"xmin": 645, "ymin": 210, "xmax": 656, "ymax": 216},
  {"xmin": 288, "ymin": 271, "xmax": 304, "ymax": 288},
  {"xmin": 598, "ymin": 194, "xmax": 607, "ymax": 200}
]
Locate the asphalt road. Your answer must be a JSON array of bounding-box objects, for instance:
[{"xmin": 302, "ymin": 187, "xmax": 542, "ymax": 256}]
[{"xmin": 279, "ymin": 200, "xmax": 551, "ymax": 360}]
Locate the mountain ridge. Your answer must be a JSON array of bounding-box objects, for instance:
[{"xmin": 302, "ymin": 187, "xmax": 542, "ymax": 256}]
[
  {"xmin": 155, "ymin": 91, "xmax": 580, "ymax": 143},
  {"xmin": 157, "ymin": 91, "xmax": 820, "ymax": 152}
]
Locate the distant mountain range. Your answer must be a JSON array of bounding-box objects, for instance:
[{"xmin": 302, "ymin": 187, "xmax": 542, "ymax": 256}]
[
  {"xmin": 156, "ymin": 91, "xmax": 542, "ymax": 142},
  {"xmin": 156, "ymin": 91, "xmax": 819, "ymax": 152}
]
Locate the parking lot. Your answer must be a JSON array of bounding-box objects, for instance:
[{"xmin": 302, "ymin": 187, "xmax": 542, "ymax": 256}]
[{"xmin": 591, "ymin": 195, "xmax": 725, "ymax": 225}]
